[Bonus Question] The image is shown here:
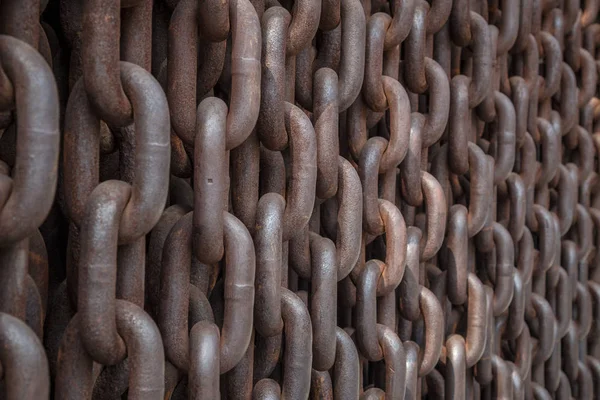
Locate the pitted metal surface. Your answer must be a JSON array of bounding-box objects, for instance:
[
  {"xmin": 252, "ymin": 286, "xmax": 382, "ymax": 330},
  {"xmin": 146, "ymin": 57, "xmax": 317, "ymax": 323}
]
[{"xmin": 0, "ymin": 0, "xmax": 599, "ymax": 398}]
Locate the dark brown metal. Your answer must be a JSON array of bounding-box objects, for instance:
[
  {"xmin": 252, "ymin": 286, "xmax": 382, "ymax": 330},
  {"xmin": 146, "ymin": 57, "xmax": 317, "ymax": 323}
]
[{"xmin": 0, "ymin": 0, "xmax": 599, "ymax": 398}]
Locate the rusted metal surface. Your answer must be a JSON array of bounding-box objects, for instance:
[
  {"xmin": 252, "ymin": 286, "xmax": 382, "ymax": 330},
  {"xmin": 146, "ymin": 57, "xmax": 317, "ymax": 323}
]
[{"xmin": 1, "ymin": 0, "xmax": 600, "ymax": 398}]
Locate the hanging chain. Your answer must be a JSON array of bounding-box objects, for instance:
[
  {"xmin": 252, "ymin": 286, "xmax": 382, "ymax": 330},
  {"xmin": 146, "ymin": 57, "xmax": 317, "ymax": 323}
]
[{"xmin": 0, "ymin": 0, "xmax": 599, "ymax": 398}]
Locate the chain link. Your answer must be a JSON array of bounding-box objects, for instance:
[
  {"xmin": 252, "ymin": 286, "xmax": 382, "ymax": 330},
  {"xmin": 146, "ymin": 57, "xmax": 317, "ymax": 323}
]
[{"xmin": 0, "ymin": 0, "xmax": 599, "ymax": 398}]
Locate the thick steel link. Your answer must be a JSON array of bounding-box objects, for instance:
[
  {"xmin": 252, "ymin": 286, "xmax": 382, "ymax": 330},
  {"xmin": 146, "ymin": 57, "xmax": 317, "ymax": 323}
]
[{"xmin": 0, "ymin": 0, "xmax": 600, "ymax": 398}]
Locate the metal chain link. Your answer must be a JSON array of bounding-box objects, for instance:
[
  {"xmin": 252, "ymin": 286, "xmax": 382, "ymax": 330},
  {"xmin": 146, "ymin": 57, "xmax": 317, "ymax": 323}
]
[{"xmin": 0, "ymin": 0, "xmax": 599, "ymax": 398}]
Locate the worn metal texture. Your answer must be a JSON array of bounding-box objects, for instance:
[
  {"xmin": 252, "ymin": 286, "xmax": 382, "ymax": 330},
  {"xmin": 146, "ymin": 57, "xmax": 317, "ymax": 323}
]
[{"xmin": 0, "ymin": 0, "xmax": 600, "ymax": 398}]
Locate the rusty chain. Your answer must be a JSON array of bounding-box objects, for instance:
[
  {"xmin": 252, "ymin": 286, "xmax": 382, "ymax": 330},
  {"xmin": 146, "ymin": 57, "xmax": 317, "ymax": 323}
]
[{"xmin": 0, "ymin": 0, "xmax": 599, "ymax": 398}]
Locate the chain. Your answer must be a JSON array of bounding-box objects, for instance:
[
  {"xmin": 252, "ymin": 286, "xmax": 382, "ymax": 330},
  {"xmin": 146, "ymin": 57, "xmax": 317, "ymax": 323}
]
[{"xmin": 0, "ymin": 0, "xmax": 599, "ymax": 398}]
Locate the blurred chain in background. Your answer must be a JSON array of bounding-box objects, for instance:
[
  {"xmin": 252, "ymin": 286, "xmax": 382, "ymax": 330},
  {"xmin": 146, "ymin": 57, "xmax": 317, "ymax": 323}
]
[{"xmin": 1, "ymin": 0, "xmax": 600, "ymax": 398}]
